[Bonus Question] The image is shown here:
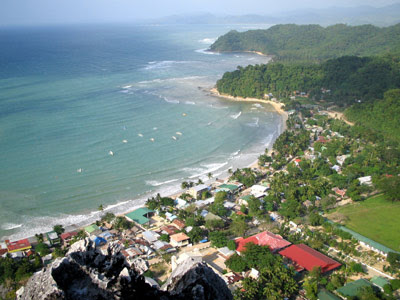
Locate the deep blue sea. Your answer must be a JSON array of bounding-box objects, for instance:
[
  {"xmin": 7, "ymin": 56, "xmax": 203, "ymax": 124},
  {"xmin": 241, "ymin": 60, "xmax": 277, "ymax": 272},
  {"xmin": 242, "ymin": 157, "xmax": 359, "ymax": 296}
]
[{"xmin": 0, "ymin": 24, "xmax": 280, "ymax": 240}]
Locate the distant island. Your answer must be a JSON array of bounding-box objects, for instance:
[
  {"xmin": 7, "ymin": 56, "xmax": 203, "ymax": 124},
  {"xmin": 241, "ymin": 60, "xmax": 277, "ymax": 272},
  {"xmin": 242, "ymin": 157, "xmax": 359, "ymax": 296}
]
[{"xmin": 148, "ymin": 4, "xmax": 400, "ymax": 27}]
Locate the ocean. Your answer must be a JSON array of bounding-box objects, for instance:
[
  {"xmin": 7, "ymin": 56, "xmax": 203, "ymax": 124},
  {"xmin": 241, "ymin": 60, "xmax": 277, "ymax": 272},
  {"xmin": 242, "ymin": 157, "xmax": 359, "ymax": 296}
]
[{"xmin": 0, "ymin": 23, "xmax": 280, "ymax": 240}]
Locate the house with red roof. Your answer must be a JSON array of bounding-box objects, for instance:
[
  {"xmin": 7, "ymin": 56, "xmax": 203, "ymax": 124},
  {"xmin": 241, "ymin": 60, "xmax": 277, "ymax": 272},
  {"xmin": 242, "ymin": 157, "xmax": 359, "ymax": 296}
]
[
  {"xmin": 60, "ymin": 231, "xmax": 78, "ymax": 246},
  {"xmin": 279, "ymin": 244, "xmax": 341, "ymax": 273},
  {"xmin": 332, "ymin": 187, "xmax": 347, "ymax": 198},
  {"xmin": 172, "ymin": 219, "xmax": 186, "ymax": 230},
  {"xmin": 235, "ymin": 231, "xmax": 291, "ymax": 253},
  {"xmin": 317, "ymin": 136, "xmax": 329, "ymax": 144},
  {"xmin": 5, "ymin": 239, "xmax": 32, "ymax": 253}
]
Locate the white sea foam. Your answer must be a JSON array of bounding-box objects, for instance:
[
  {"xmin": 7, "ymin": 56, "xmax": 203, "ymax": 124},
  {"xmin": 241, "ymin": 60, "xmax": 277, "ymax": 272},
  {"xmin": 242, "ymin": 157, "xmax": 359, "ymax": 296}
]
[
  {"xmin": 182, "ymin": 162, "xmax": 228, "ymax": 179},
  {"xmin": 230, "ymin": 111, "xmax": 242, "ymax": 119},
  {"xmin": 163, "ymin": 97, "xmax": 180, "ymax": 104},
  {"xmin": 146, "ymin": 178, "xmax": 179, "ymax": 187},
  {"xmin": 199, "ymin": 38, "xmax": 217, "ymax": 44},
  {"xmin": 3, "ymin": 197, "xmax": 147, "ymax": 241},
  {"xmin": 252, "ymin": 103, "xmax": 263, "ymax": 108},
  {"xmin": 185, "ymin": 101, "xmax": 196, "ymax": 105},
  {"xmin": 143, "ymin": 60, "xmax": 196, "ymax": 70},
  {"xmin": 195, "ymin": 48, "xmax": 220, "ymax": 55},
  {"xmin": 230, "ymin": 149, "xmax": 241, "ymax": 159},
  {"xmin": 2, "ymin": 223, "xmax": 23, "ymax": 230}
]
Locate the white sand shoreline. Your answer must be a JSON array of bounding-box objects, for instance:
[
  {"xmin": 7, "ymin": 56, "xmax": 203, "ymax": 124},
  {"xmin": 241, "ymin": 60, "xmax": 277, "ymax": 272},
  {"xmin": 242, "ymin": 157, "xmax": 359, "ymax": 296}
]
[{"xmin": 208, "ymin": 88, "xmax": 288, "ymax": 170}]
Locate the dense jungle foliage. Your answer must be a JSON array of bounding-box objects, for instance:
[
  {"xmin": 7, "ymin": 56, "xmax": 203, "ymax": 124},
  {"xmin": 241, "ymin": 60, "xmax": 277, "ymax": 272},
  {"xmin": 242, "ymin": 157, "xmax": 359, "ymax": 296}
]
[
  {"xmin": 210, "ymin": 23, "xmax": 400, "ymax": 61},
  {"xmin": 216, "ymin": 55, "xmax": 400, "ymax": 106}
]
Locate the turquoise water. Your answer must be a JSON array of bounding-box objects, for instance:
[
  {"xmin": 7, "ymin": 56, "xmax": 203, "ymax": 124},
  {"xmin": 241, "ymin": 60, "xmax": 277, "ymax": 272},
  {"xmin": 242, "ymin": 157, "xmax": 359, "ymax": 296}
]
[{"xmin": 0, "ymin": 24, "xmax": 280, "ymax": 240}]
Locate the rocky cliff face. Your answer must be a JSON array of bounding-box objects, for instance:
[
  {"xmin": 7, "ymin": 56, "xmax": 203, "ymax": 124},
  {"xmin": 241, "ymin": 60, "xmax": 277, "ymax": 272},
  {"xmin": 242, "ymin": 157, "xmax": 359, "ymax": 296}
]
[{"xmin": 17, "ymin": 239, "xmax": 232, "ymax": 300}]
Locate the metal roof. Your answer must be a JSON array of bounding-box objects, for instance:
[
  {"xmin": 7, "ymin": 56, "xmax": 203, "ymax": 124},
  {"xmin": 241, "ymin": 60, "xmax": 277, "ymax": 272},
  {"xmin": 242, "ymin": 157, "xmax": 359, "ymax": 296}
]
[
  {"xmin": 279, "ymin": 244, "xmax": 341, "ymax": 273},
  {"xmin": 337, "ymin": 279, "xmax": 372, "ymax": 297},
  {"xmin": 125, "ymin": 207, "xmax": 154, "ymax": 225}
]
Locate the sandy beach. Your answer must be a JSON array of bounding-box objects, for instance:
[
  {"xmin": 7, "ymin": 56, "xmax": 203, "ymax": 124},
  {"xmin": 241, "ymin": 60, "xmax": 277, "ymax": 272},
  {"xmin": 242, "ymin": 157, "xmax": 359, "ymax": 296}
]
[
  {"xmin": 209, "ymin": 88, "xmax": 288, "ymax": 128},
  {"xmin": 208, "ymin": 88, "xmax": 288, "ymax": 170}
]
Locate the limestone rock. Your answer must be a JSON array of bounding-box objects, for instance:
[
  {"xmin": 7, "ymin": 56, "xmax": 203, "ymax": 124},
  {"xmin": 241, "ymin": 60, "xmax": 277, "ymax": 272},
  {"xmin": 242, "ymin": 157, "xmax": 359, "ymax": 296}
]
[{"xmin": 19, "ymin": 239, "xmax": 232, "ymax": 300}]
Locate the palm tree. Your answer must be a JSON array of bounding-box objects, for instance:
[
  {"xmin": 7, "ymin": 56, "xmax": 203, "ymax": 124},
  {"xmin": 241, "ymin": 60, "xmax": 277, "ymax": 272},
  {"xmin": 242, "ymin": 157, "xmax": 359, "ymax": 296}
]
[{"xmin": 207, "ymin": 172, "xmax": 212, "ymax": 179}]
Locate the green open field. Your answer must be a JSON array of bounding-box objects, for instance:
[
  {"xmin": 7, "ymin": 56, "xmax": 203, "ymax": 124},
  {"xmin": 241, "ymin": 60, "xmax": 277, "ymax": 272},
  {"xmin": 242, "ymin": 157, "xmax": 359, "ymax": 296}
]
[{"xmin": 328, "ymin": 195, "xmax": 400, "ymax": 252}]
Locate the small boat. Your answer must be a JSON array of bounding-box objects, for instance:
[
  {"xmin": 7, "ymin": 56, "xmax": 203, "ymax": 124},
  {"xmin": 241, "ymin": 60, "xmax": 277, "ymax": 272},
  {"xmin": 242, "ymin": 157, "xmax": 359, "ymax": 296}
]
[
  {"xmin": 109, "ymin": 151, "xmax": 114, "ymax": 156},
  {"xmin": 176, "ymin": 132, "xmax": 182, "ymax": 136},
  {"xmin": 77, "ymin": 168, "xmax": 83, "ymax": 173},
  {"xmin": 138, "ymin": 133, "xmax": 143, "ymax": 137},
  {"xmin": 150, "ymin": 138, "xmax": 155, "ymax": 142},
  {"xmin": 122, "ymin": 139, "xmax": 128, "ymax": 143},
  {"xmin": 172, "ymin": 136, "xmax": 177, "ymax": 140},
  {"xmin": 182, "ymin": 113, "xmax": 187, "ymax": 117},
  {"xmin": 153, "ymin": 127, "xmax": 158, "ymax": 130}
]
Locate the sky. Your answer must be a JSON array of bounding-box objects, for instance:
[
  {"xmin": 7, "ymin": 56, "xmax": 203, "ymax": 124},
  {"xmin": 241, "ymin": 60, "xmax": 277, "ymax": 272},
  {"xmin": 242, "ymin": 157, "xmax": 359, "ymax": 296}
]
[{"xmin": 0, "ymin": 0, "xmax": 399, "ymax": 26}]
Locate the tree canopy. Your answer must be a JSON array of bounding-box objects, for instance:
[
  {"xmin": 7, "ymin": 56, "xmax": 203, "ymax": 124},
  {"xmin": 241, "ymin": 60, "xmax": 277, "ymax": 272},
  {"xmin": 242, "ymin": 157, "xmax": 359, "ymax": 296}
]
[{"xmin": 210, "ymin": 23, "xmax": 400, "ymax": 61}]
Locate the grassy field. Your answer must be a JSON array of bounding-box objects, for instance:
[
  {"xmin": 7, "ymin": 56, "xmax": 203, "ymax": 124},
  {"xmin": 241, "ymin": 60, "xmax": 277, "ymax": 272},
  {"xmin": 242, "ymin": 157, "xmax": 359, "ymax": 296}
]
[{"xmin": 327, "ymin": 194, "xmax": 400, "ymax": 252}]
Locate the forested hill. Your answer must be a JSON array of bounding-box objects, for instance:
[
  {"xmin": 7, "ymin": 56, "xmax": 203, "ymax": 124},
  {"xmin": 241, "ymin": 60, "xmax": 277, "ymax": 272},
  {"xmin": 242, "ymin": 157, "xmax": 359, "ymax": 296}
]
[
  {"xmin": 216, "ymin": 55, "xmax": 400, "ymax": 106},
  {"xmin": 345, "ymin": 89, "xmax": 400, "ymax": 143},
  {"xmin": 210, "ymin": 23, "xmax": 400, "ymax": 61}
]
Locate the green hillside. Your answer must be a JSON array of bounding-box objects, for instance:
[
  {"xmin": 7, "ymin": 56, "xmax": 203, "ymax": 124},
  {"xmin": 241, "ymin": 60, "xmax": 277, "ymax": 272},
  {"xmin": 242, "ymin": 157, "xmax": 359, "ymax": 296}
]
[
  {"xmin": 216, "ymin": 55, "xmax": 400, "ymax": 106},
  {"xmin": 345, "ymin": 89, "xmax": 400, "ymax": 143},
  {"xmin": 210, "ymin": 23, "xmax": 400, "ymax": 61}
]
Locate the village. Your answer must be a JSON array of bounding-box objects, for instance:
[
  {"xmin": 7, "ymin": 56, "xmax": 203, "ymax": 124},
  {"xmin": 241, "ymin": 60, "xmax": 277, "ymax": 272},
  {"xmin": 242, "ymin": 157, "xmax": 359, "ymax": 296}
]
[{"xmin": 1, "ymin": 99, "xmax": 400, "ymax": 300}]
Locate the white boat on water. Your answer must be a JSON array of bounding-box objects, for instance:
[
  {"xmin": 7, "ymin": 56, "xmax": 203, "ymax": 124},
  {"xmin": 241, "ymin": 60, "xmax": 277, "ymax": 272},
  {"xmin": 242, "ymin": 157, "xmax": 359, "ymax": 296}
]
[
  {"xmin": 77, "ymin": 168, "xmax": 83, "ymax": 173},
  {"xmin": 176, "ymin": 132, "xmax": 182, "ymax": 136},
  {"xmin": 138, "ymin": 133, "xmax": 143, "ymax": 137},
  {"xmin": 172, "ymin": 136, "xmax": 177, "ymax": 140},
  {"xmin": 122, "ymin": 139, "xmax": 128, "ymax": 143},
  {"xmin": 150, "ymin": 138, "xmax": 155, "ymax": 142},
  {"xmin": 109, "ymin": 151, "xmax": 114, "ymax": 156}
]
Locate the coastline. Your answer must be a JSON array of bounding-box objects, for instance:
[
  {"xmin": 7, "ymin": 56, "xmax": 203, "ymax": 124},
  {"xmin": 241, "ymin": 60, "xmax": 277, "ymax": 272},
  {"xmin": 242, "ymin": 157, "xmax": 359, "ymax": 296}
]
[
  {"xmin": 2, "ymin": 69, "xmax": 287, "ymax": 245},
  {"xmin": 3, "ymin": 88, "xmax": 287, "ymax": 244},
  {"xmin": 208, "ymin": 88, "xmax": 288, "ymax": 170},
  {"xmin": 209, "ymin": 88, "xmax": 288, "ymax": 129}
]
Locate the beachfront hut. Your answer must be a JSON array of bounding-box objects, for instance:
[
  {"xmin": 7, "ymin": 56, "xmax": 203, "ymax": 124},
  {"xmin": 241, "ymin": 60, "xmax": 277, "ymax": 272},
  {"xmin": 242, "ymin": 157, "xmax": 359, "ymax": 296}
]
[
  {"xmin": 216, "ymin": 183, "xmax": 240, "ymax": 194},
  {"xmin": 5, "ymin": 239, "xmax": 32, "ymax": 253},
  {"xmin": 46, "ymin": 231, "xmax": 61, "ymax": 246},
  {"xmin": 85, "ymin": 224, "xmax": 101, "ymax": 236},
  {"xmin": 188, "ymin": 184, "xmax": 210, "ymax": 199},
  {"xmin": 125, "ymin": 207, "xmax": 154, "ymax": 226},
  {"xmin": 60, "ymin": 231, "xmax": 78, "ymax": 245}
]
